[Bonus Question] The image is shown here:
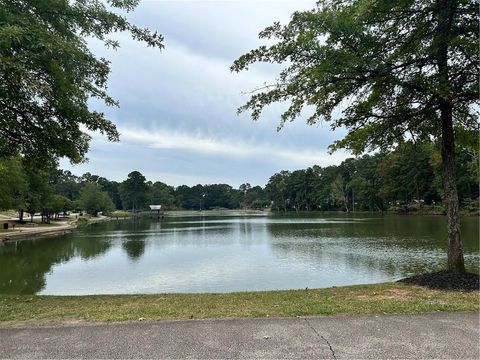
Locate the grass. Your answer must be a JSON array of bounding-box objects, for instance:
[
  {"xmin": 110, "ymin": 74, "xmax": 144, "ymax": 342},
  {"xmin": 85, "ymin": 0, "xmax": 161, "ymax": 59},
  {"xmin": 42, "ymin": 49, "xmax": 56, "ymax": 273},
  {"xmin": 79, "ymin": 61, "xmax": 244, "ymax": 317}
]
[
  {"xmin": 0, "ymin": 210, "xmax": 18, "ymax": 218},
  {"xmin": 0, "ymin": 283, "xmax": 478, "ymax": 325},
  {"xmin": 110, "ymin": 210, "xmax": 131, "ymax": 218}
]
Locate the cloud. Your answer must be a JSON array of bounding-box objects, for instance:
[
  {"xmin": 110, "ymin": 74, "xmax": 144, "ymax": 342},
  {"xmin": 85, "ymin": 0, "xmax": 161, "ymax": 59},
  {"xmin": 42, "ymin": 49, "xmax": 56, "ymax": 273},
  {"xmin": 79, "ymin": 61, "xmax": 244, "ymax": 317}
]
[
  {"xmin": 120, "ymin": 126, "xmax": 348, "ymax": 167},
  {"xmin": 60, "ymin": 1, "xmax": 353, "ymax": 187}
]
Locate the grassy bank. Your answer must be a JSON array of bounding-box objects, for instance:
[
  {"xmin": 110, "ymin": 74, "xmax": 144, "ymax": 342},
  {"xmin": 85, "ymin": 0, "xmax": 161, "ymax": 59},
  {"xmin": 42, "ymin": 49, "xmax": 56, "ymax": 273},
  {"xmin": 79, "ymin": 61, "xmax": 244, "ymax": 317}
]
[{"xmin": 1, "ymin": 283, "xmax": 478, "ymax": 325}]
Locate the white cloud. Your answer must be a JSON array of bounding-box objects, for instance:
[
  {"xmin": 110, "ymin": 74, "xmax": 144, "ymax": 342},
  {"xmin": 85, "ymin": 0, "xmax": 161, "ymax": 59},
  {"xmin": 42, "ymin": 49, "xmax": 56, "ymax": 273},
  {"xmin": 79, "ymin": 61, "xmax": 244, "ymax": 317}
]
[
  {"xmin": 61, "ymin": 1, "xmax": 352, "ymax": 186},
  {"xmin": 120, "ymin": 126, "xmax": 348, "ymax": 168}
]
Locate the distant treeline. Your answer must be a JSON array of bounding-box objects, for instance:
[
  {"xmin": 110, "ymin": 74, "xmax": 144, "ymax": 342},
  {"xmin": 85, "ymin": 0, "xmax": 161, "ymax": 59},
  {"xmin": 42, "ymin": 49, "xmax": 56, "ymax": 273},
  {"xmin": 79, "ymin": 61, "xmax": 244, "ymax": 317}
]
[{"xmin": 0, "ymin": 141, "xmax": 478, "ymax": 219}]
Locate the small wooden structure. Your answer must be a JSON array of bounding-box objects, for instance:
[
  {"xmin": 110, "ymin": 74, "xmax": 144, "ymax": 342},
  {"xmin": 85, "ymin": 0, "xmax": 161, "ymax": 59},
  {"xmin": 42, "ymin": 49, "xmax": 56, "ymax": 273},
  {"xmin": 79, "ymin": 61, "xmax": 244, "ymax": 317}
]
[{"xmin": 149, "ymin": 205, "xmax": 164, "ymax": 219}]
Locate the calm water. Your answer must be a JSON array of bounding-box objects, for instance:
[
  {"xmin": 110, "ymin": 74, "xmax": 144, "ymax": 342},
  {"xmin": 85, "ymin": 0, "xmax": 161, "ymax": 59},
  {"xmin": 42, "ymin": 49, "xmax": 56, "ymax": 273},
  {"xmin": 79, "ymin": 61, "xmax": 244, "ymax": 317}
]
[{"xmin": 0, "ymin": 213, "xmax": 478, "ymax": 295}]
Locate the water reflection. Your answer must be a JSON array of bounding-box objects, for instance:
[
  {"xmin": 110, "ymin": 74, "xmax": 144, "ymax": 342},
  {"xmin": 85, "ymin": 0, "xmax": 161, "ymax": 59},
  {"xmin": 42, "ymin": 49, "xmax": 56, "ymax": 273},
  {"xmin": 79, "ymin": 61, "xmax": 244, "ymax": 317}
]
[
  {"xmin": 0, "ymin": 237, "xmax": 74, "ymax": 294},
  {"xmin": 0, "ymin": 214, "xmax": 477, "ymax": 295},
  {"xmin": 122, "ymin": 238, "xmax": 146, "ymax": 261},
  {"xmin": 74, "ymin": 235, "xmax": 111, "ymax": 260}
]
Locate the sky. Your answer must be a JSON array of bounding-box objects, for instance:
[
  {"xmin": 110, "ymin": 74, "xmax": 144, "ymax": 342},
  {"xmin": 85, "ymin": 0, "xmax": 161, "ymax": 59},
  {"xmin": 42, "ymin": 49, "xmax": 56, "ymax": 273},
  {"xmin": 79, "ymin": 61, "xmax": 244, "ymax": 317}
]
[{"xmin": 60, "ymin": 0, "xmax": 350, "ymax": 187}]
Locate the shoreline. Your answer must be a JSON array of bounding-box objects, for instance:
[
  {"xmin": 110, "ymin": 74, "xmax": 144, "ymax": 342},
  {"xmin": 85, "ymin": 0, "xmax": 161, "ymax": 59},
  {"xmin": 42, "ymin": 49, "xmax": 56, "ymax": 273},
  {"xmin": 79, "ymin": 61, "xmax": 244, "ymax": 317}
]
[
  {"xmin": 0, "ymin": 215, "xmax": 113, "ymax": 243},
  {"xmin": 0, "ymin": 282, "xmax": 478, "ymax": 325},
  {"xmin": 0, "ymin": 209, "xmax": 476, "ymax": 243}
]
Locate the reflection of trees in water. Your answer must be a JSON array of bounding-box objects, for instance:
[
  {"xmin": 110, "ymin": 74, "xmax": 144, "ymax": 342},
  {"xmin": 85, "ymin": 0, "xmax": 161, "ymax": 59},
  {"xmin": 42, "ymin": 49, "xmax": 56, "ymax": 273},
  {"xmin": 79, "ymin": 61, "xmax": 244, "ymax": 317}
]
[
  {"xmin": 0, "ymin": 237, "xmax": 75, "ymax": 294},
  {"xmin": 0, "ymin": 225, "xmax": 116, "ymax": 294},
  {"xmin": 268, "ymin": 235, "xmax": 449, "ymax": 277},
  {"xmin": 265, "ymin": 219, "xmax": 480, "ymax": 277},
  {"xmin": 119, "ymin": 218, "xmax": 150, "ymax": 261},
  {"xmin": 147, "ymin": 217, "xmax": 236, "ymax": 247},
  {"xmin": 265, "ymin": 216, "xmax": 476, "ymax": 253},
  {"xmin": 73, "ymin": 236, "xmax": 111, "ymax": 260},
  {"xmin": 122, "ymin": 237, "xmax": 146, "ymax": 261}
]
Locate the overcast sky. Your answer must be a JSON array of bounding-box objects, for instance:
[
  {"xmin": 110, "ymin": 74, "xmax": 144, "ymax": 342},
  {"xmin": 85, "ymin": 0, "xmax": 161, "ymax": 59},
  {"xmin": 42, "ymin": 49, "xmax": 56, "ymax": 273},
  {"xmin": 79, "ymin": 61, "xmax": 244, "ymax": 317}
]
[{"xmin": 60, "ymin": 0, "xmax": 350, "ymax": 187}]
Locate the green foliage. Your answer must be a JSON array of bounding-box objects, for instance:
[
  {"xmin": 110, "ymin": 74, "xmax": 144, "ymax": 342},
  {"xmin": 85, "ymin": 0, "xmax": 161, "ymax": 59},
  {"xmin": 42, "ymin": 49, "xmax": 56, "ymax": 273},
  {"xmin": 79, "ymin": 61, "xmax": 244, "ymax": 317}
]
[
  {"xmin": 174, "ymin": 184, "xmax": 242, "ymax": 210},
  {"xmin": 78, "ymin": 183, "xmax": 114, "ymax": 216},
  {"xmin": 0, "ymin": 156, "xmax": 26, "ymax": 210},
  {"xmin": 0, "ymin": 0, "xmax": 163, "ymax": 163},
  {"xmin": 265, "ymin": 171, "xmax": 290, "ymax": 212},
  {"xmin": 331, "ymin": 174, "xmax": 348, "ymax": 211},
  {"xmin": 48, "ymin": 195, "xmax": 74, "ymax": 217},
  {"xmin": 49, "ymin": 170, "xmax": 82, "ymax": 201},
  {"xmin": 0, "ymin": 142, "xmax": 477, "ymax": 217},
  {"xmin": 264, "ymin": 142, "xmax": 478, "ymax": 212},
  {"xmin": 232, "ymin": 0, "xmax": 478, "ymax": 271},
  {"xmin": 149, "ymin": 181, "xmax": 175, "ymax": 209},
  {"xmin": 24, "ymin": 164, "xmax": 54, "ymax": 222},
  {"xmin": 119, "ymin": 171, "xmax": 149, "ymax": 211},
  {"xmin": 232, "ymin": 0, "xmax": 478, "ymax": 154},
  {"xmin": 378, "ymin": 142, "xmax": 436, "ymax": 205},
  {"xmin": 240, "ymin": 185, "xmax": 268, "ymax": 209}
]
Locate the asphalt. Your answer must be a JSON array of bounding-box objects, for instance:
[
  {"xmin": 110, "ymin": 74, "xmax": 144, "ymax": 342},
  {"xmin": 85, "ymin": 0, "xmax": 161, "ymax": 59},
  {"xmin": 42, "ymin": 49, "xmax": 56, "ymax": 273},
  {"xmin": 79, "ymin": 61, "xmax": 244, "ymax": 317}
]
[{"xmin": 0, "ymin": 312, "xmax": 479, "ymax": 359}]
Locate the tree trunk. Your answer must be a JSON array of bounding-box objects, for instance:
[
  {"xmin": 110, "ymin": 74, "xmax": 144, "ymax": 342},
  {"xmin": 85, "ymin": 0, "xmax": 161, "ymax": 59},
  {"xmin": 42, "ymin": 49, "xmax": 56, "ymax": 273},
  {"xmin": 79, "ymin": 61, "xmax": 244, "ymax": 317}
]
[
  {"xmin": 437, "ymin": 0, "xmax": 464, "ymax": 273},
  {"xmin": 441, "ymin": 101, "xmax": 465, "ymax": 272},
  {"xmin": 352, "ymin": 189, "xmax": 355, "ymax": 213}
]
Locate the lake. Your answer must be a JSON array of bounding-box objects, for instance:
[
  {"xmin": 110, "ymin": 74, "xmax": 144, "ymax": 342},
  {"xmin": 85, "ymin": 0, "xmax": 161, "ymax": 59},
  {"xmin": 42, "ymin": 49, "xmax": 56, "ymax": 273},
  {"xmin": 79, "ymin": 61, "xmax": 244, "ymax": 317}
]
[{"xmin": 0, "ymin": 213, "xmax": 478, "ymax": 295}]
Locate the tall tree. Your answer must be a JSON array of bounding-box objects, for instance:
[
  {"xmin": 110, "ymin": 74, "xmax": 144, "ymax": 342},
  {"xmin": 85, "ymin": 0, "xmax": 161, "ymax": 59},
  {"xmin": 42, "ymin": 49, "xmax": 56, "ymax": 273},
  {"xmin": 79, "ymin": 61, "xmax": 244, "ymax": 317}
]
[
  {"xmin": 0, "ymin": 0, "xmax": 163, "ymax": 163},
  {"xmin": 232, "ymin": 0, "xmax": 478, "ymax": 272},
  {"xmin": 265, "ymin": 171, "xmax": 290, "ymax": 212},
  {"xmin": 49, "ymin": 170, "xmax": 81, "ymax": 201},
  {"xmin": 119, "ymin": 171, "xmax": 148, "ymax": 212}
]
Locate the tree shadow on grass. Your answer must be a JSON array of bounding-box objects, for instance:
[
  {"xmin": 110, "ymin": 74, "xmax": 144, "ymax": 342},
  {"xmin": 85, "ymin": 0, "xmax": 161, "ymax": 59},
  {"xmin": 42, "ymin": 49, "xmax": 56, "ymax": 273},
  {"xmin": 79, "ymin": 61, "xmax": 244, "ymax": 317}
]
[{"xmin": 398, "ymin": 271, "xmax": 479, "ymax": 292}]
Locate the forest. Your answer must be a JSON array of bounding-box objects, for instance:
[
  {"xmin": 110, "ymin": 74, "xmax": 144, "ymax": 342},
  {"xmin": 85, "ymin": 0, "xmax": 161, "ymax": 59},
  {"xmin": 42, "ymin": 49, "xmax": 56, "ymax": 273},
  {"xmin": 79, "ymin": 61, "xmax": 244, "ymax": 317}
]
[{"xmin": 0, "ymin": 141, "xmax": 478, "ymax": 220}]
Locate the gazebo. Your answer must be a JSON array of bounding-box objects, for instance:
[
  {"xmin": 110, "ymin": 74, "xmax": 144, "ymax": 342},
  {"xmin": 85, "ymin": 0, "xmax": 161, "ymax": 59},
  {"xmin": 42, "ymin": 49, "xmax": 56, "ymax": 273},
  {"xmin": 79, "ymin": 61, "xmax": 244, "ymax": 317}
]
[{"xmin": 149, "ymin": 205, "xmax": 163, "ymax": 219}]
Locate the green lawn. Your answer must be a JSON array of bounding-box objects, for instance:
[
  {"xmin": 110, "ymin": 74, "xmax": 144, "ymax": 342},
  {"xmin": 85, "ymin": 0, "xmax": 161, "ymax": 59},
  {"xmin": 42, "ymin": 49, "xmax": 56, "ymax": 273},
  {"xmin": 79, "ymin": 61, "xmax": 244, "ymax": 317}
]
[{"xmin": 0, "ymin": 283, "xmax": 478, "ymax": 325}]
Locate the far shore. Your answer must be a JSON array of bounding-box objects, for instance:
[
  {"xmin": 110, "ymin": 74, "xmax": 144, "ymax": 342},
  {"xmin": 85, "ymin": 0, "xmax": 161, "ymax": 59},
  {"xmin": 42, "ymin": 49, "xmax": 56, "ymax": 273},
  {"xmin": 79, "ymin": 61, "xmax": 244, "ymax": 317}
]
[{"xmin": 0, "ymin": 208, "xmax": 476, "ymax": 243}]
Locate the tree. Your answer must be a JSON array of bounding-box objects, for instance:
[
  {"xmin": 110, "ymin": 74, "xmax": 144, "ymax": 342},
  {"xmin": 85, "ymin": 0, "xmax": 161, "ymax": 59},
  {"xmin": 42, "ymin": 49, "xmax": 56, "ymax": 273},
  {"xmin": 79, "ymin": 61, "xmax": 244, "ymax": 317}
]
[
  {"xmin": 97, "ymin": 177, "xmax": 123, "ymax": 210},
  {"xmin": 0, "ymin": 155, "xmax": 26, "ymax": 212},
  {"xmin": 232, "ymin": 0, "xmax": 477, "ymax": 272},
  {"xmin": 242, "ymin": 185, "xmax": 268, "ymax": 209},
  {"xmin": 78, "ymin": 183, "xmax": 113, "ymax": 216},
  {"xmin": 239, "ymin": 183, "xmax": 252, "ymax": 208},
  {"xmin": 48, "ymin": 195, "xmax": 73, "ymax": 219},
  {"xmin": 0, "ymin": 0, "xmax": 163, "ymax": 163},
  {"xmin": 265, "ymin": 171, "xmax": 290, "ymax": 212},
  {"xmin": 119, "ymin": 171, "xmax": 148, "ymax": 212},
  {"xmin": 23, "ymin": 165, "xmax": 53, "ymax": 223},
  {"xmin": 203, "ymin": 184, "xmax": 239, "ymax": 209},
  {"xmin": 49, "ymin": 170, "xmax": 81, "ymax": 201},
  {"xmin": 149, "ymin": 181, "xmax": 175, "ymax": 209},
  {"xmin": 349, "ymin": 154, "xmax": 386, "ymax": 211},
  {"xmin": 331, "ymin": 174, "xmax": 349, "ymax": 212}
]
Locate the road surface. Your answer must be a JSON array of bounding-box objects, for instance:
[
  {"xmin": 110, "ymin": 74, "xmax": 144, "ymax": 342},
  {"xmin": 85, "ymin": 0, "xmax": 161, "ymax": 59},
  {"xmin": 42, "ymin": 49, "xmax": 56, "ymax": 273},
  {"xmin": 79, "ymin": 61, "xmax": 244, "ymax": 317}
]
[{"xmin": 1, "ymin": 312, "xmax": 478, "ymax": 359}]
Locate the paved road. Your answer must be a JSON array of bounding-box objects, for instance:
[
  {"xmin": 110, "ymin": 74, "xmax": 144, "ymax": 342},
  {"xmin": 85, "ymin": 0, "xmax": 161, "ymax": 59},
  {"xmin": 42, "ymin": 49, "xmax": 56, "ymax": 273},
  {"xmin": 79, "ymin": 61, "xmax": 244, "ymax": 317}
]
[{"xmin": 1, "ymin": 312, "xmax": 478, "ymax": 359}]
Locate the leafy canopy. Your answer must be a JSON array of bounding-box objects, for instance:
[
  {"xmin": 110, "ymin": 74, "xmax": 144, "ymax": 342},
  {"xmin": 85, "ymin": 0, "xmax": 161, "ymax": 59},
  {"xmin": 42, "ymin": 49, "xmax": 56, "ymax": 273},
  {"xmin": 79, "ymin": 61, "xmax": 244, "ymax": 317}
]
[
  {"xmin": 0, "ymin": 0, "xmax": 163, "ymax": 162},
  {"xmin": 231, "ymin": 0, "xmax": 478, "ymax": 154},
  {"xmin": 79, "ymin": 183, "xmax": 114, "ymax": 216}
]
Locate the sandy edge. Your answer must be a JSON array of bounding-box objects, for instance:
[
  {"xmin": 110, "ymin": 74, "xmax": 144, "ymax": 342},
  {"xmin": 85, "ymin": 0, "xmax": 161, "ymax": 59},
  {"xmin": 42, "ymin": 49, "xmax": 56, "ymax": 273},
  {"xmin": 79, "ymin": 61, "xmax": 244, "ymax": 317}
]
[{"xmin": 0, "ymin": 216, "xmax": 112, "ymax": 242}]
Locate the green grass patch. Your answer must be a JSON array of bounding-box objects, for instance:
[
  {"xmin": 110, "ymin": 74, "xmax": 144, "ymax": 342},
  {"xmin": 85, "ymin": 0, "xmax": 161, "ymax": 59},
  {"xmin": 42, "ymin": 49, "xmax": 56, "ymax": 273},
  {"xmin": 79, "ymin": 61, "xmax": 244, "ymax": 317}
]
[
  {"xmin": 0, "ymin": 210, "xmax": 18, "ymax": 218},
  {"xmin": 0, "ymin": 283, "xmax": 478, "ymax": 325},
  {"xmin": 110, "ymin": 210, "xmax": 130, "ymax": 218}
]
